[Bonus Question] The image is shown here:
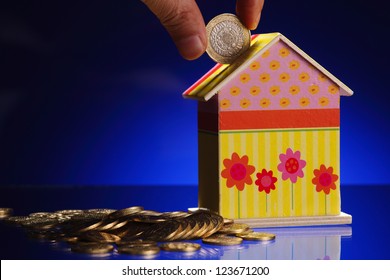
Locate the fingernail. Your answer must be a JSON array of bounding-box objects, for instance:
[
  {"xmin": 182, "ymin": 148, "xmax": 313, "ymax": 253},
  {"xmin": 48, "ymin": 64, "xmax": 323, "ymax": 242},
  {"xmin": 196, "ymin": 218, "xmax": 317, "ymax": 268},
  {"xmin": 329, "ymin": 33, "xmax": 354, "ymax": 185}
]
[
  {"xmin": 176, "ymin": 35, "xmax": 205, "ymax": 60},
  {"xmin": 249, "ymin": 12, "xmax": 261, "ymax": 30}
]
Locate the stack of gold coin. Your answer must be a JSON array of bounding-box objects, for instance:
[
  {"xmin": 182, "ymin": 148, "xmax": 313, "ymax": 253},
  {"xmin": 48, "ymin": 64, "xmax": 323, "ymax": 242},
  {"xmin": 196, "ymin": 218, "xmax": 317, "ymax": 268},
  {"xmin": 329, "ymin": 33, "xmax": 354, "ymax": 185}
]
[{"xmin": 1, "ymin": 206, "xmax": 276, "ymax": 256}]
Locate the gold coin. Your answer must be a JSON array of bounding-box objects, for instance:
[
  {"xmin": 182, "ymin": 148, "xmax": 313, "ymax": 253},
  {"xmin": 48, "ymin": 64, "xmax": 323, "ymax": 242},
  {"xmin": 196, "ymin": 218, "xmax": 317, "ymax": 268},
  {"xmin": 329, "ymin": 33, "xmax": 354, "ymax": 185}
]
[
  {"xmin": 202, "ymin": 234, "xmax": 243, "ymax": 246},
  {"xmin": 218, "ymin": 223, "xmax": 250, "ymax": 234},
  {"xmin": 206, "ymin": 13, "xmax": 251, "ymax": 64},
  {"xmin": 71, "ymin": 243, "xmax": 114, "ymax": 254},
  {"xmin": 4, "ymin": 215, "xmax": 33, "ymax": 224},
  {"xmin": 140, "ymin": 220, "xmax": 182, "ymax": 241},
  {"xmin": 161, "ymin": 211, "xmax": 191, "ymax": 219},
  {"xmin": 223, "ymin": 218, "xmax": 234, "ymax": 225},
  {"xmin": 179, "ymin": 216, "xmax": 199, "ymax": 240},
  {"xmin": 116, "ymin": 239, "xmax": 157, "ymax": 247},
  {"xmin": 79, "ymin": 231, "xmax": 121, "ymax": 243},
  {"xmin": 160, "ymin": 242, "xmax": 201, "ymax": 252},
  {"xmin": 236, "ymin": 232, "xmax": 276, "ymax": 241},
  {"xmin": 0, "ymin": 208, "xmax": 13, "ymax": 218},
  {"xmin": 107, "ymin": 206, "xmax": 143, "ymax": 219},
  {"xmin": 96, "ymin": 219, "xmax": 119, "ymax": 231},
  {"xmin": 118, "ymin": 245, "xmax": 160, "ymax": 256}
]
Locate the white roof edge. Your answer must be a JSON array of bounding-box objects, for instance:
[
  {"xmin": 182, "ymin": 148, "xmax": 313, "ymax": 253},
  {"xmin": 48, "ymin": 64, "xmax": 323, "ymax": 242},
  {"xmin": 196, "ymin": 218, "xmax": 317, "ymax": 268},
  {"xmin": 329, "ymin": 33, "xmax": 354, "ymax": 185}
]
[{"xmin": 279, "ymin": 35, "xmax": 353, "ymax": 96}]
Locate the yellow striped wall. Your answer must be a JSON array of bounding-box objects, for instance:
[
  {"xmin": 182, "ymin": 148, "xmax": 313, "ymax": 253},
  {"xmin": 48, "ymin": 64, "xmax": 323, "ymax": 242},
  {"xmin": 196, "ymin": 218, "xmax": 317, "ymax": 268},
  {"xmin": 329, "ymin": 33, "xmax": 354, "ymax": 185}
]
[{"xmin": 218, "ymin": 128, "xmax": 340, "ymax": 219}]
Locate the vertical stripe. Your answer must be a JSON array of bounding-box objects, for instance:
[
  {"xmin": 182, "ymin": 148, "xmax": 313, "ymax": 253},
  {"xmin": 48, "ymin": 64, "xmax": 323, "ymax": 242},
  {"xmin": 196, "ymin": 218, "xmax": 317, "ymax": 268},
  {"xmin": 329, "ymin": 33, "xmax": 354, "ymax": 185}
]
[
  {"xmin": 294, "ymin": 131, "xmax": 302, "ymax": 216},
  {"xmin": 269, "ymin": 131, "xmax": 277, "ymax": 217},
  {"xmin": 306, "ymin": 131, "xmax": 318, "ymax": 216},
  {"xmin": 324, "ymin": 130, "xmax": 330, "ymax": 214},
  {"xmin": 264, "ymin": 132, "xmax": 271, "ymax": 217},
  {"xmin": 220, "ymin": 134, "xmax": 229, "ymax": 217},
  {"xmin": 233, "ymin": 133, "xmax": 241, "ymax": 218},
  {"xmin": 317, "ymin": 130, "xmax": 325, "ymax": 215},
  {"xmin": 252, "ymin": 133, "xmax": 259, "ymax": 217},
  {"xmin": 282, "ymin": 132, "xmax": 290, "ymax": 216},
  {"xmin": 300, "ymin": 131, "xmax": 307, "ymax": 216},
  {"xmin": 244, "ymin": 133, "xmax": 253, "ymax": 217}
]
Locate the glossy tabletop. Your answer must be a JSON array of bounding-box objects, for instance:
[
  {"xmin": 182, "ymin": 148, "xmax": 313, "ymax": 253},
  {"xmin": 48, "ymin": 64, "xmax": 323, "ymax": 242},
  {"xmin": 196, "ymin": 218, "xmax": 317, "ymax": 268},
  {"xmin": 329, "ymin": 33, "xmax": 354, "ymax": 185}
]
[{"xmin": 0, "ymin": 185, "xmax": 389, "ymax": 260}]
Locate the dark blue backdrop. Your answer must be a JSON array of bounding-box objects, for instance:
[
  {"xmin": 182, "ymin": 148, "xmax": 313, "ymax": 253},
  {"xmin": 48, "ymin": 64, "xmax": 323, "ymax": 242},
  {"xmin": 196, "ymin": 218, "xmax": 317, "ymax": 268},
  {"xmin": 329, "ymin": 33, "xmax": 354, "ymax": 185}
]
[{"xmin": 0, "ymin": 0, "xmax": 388, "ymax": 186}]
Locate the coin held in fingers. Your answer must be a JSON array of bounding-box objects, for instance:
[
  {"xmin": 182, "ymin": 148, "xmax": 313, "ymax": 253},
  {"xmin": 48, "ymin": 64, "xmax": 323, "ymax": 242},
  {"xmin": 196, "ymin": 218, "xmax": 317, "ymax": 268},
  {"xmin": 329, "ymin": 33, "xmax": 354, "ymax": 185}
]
[{"xmin": 206, "ymin": 13, "xmax": 251, "ymax": 64}]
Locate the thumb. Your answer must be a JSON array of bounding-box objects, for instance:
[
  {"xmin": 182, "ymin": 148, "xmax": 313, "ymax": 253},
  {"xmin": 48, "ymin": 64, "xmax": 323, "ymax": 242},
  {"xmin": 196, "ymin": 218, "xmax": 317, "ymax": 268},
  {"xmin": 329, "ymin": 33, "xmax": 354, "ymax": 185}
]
[{"xmin": 142, "ymin": 0, "xmax": 207, "ymax": 60}]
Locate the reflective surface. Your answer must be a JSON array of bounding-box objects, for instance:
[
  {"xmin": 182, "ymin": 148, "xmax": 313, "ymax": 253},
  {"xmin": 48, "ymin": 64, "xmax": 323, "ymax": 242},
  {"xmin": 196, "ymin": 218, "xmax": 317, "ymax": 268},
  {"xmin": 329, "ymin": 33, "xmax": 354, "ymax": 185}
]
[{"xmin": 0, "ymin": 185, "xmax": 389, "ymax": 260}]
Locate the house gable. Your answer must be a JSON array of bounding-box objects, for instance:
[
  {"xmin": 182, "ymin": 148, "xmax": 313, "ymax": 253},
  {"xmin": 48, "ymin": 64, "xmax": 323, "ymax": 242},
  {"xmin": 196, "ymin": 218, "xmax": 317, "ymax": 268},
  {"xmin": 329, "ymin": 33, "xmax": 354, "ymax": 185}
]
[
  {"xmin": 218, "ymin": 40, "xmax": 341, "ymax": 112},
  {"xmin": 183, "ymin": 33, "xmax": 353, "ymax": 102}
]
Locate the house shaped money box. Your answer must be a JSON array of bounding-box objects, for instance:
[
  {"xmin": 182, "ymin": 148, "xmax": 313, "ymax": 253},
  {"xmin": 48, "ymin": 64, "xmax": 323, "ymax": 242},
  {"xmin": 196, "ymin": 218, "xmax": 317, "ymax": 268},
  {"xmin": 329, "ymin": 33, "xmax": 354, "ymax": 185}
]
[{"xmin": 183, "ymin": 33, "xmax": 353, "ymax": 226}]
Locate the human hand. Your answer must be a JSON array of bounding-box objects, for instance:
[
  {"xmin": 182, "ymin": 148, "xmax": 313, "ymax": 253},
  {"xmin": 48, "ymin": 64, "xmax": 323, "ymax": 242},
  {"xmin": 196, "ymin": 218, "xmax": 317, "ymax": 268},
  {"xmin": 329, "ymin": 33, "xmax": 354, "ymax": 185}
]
[{"xmin": 141, "ymin": 0, "xmax": 265, "ymax": 60}]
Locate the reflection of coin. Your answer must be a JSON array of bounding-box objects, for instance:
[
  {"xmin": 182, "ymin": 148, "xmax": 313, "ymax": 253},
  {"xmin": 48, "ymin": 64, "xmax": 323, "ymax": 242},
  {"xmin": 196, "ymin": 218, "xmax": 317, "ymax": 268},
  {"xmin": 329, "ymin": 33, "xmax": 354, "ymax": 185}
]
[
  {"xmin": 236, "ymin": 232, "xmax": 276, "ymax": 241},
  {"xmin": 206, "ymin": 13, "xmax": 251, "ymax": 64},
  {"xmin": 160, "ymin": 242, "xmax": 201, "ymax": 252}
]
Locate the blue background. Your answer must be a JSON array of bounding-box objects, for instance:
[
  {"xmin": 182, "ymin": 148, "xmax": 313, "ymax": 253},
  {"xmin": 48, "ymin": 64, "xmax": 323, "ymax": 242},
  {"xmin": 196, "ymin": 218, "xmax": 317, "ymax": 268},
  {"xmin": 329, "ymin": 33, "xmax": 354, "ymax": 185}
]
[{"xmin": 0, "ymin": 0, "xmax": 389, "ymax": 186}]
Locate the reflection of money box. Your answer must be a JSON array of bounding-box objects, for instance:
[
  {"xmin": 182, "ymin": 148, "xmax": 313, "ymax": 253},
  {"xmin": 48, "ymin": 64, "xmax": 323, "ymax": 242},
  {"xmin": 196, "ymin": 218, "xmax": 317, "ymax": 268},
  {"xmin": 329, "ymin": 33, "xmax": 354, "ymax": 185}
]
[{"xmin": 183, "ymin": 33, "xmax": 352, "ymax": 226}]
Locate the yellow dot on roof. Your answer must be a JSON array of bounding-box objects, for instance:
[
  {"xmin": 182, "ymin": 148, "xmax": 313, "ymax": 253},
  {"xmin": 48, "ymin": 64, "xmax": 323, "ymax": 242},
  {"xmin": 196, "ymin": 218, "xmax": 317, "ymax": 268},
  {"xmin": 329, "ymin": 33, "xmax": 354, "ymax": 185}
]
[
  {"xmin": 279, "ymin": 47, "xmax": 290, "ymax": 57},
  {"xmin": 280, "ymin": 97, "xmax": 290, "ymax": 108},
  {"xmin": 299, "ymin": 97, "xmax": 310, "ymax": 107},
  {"xmin": 269, "ymin": 60, "xmax": 280, "ymax": 71},
  {"xmin": 279, "ymin": 72, "xmax": 290, "ymax": 82},
  {"xmin": 240, "ymin": 73, "xmax": 251, "ymax": 84},
  {"xmin": 250, "ymin": 61, "xmax": 260, "ymax": 71},
  {"xmin": 230, "ymin": 86, "xmax": 241, "ymax": 96},
  {"xmin": 249, "ymin": 86, "xmax": 261, "ymax": 96},
  {"xmin": 289, "ymin": 60, "xmax": 300, "ymax": 70},
  {"xmin": 261, "ymin": 49, "xmax": 270, "ymax": 58},
  {"xmin": 259, "ymin": 98, "xmax": 271, "ymax": 108},
  {"xmin": 240, "ymin": 98, "xmax": 251, "ymax": 109},
  {"xmin": 319, "ymin": 97, "xmax": 330, "ymax": 106},
  {"xmin": 318, "ymin": 73, "xmax": 327, "ymax": 82},
  {"xmin": 220, "ymin": 99, "xmax": 231, "ymax": 109},
  {"xmin": 299, "ymin": 72, "xmax": 310, "ymax": 82},
  {"xmin": 308, "ymin": 84, "xmax": 320, "ymax": 94},
  {"xmin": 259, "ymin": 73, "xmax": 270, "ymax": 83},
  {"xmin": 289, "ymin": 85, "xmax": 300, "ymax": 95},
  {"xmin": 269, "ymin": 85, "xmax": 280, "ymax": 96},
  {"xmin": 328, "ymin": 84, "xmax": 339, "ymax": 94}
]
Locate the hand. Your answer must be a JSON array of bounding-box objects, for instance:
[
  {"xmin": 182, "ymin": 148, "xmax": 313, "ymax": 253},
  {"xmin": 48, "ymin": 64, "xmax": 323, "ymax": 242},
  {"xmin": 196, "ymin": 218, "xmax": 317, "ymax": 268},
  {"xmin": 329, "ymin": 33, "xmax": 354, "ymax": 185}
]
[{"xmin": 141, "ymin": 0, "xmax": 265, "ymax": 60}]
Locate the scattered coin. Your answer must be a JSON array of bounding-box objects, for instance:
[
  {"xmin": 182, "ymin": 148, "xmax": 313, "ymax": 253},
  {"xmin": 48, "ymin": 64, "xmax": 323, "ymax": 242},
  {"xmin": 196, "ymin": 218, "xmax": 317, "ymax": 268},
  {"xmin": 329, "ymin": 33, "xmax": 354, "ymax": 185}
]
[
  {"xmin": 223, "ymin": 218, "xmax": 234, "ymax": 225},
  {"xmin": 71, "ymin": 243, "xmax": 114, "ymax": 254},
  {"xmin": 218, "ymin": 223, "xmax": 250, "ymax": 234},
  {"xmin": 116, "ymin": 239, "xmax": 157, "ymax": 247},
  {"xmin": 1, "ymin": 205, "xmax": 276, "ymax": 256},
  {"xmin": 202, "ymin": 234, "xmax": 243, "ymax": 246},
  {"xmin": 117, "ymin": 245, "xmax": 160, "ymax": 256},
  {"xmin": 160, "ymin": 242, "xmax": 201, "ymax": 252},
  {"xmin": 206, "ymin": 13, "xmax": 251, "ymax": 64},
  {"xmin": 236, "ymin": 232, "xmax": 276, "ymax": 241}
]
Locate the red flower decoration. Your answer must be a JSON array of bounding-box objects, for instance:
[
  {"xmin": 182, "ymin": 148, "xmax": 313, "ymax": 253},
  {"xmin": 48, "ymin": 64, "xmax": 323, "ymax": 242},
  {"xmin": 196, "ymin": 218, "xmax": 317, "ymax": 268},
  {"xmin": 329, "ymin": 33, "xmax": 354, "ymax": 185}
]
[
  {"xmin": 312, "ymin": 164, "xmax": 338, "ymax": 194},
  {"xmin": 255, "ymin": 169, "xmax": 277, "ymax": 193},
  {"xmin": 277, "ymin": 148, "xmax": 306, "ymax": 183},
  {"xmin": 221, "ymin": 152, "xmax": 255, "ymax": 191}
]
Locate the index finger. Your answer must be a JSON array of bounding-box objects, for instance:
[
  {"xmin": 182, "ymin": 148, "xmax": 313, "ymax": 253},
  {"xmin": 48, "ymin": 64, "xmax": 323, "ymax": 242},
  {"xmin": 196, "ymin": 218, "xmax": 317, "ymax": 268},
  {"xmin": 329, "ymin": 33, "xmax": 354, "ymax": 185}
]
[{"xmin": 236, "ymin": 0, "xmax": 265, "ymax": 30}]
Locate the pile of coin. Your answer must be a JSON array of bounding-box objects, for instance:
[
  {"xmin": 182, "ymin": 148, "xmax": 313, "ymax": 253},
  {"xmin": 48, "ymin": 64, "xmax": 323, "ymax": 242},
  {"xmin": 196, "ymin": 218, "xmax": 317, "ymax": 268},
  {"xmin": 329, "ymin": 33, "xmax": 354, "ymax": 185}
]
[{"xmin": 0, "ymin": 206, "xmax": 275, "ymax": 256}]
